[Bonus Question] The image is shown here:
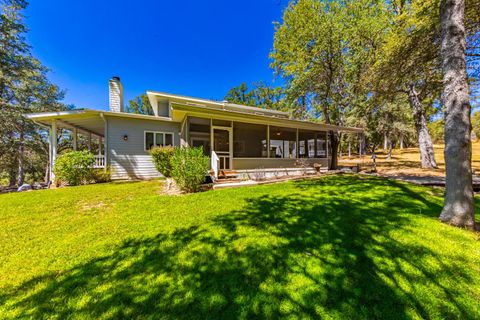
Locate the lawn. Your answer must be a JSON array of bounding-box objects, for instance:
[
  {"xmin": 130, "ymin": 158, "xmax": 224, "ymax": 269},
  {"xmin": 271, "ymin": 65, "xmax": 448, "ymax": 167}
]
[{"xmin": 1, "ymin": 175, "xmax": 479, "ymax": 319}]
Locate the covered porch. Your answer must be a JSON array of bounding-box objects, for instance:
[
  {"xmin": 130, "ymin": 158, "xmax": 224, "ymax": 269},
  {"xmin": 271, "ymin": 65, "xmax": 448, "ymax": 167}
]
[
  {"xmin": 179, "ymin": 114, "xmax": 364, "ymax": 179},
  {"xmin": 26, "ymin": 110, "xmax": 108, "ymax": 181}
]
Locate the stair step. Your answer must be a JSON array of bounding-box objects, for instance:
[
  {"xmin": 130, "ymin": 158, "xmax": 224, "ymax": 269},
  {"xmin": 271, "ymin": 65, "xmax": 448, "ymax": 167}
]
[{"xmin": 218, "ymin": 170, "xmax": 238, "ymax": 178}]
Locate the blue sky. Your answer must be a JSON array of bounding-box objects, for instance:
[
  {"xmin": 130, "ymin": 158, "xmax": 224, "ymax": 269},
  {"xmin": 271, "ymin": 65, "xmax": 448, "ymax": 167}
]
[{"xmin": 25, "ymin": 1, "xmax": 288, "ymax": 110}]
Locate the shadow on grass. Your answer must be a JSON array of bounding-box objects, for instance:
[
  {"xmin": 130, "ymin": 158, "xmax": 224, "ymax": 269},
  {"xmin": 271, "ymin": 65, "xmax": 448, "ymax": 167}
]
[{"xmin": 1, "ymin": 176, "xmax": 477, "ymax": 319}]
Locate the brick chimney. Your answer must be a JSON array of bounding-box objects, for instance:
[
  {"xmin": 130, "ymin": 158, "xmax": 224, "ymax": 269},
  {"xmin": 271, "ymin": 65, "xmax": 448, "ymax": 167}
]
[{"xmin": 109, "ymin": 76, "xmax": 124, "ymax": 112}]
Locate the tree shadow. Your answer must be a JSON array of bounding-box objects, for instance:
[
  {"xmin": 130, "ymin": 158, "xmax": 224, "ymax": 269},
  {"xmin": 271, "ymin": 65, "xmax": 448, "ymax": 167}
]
[{"xmin": 1, "ymin": 176, "xmax": 477, "ymax": 319}]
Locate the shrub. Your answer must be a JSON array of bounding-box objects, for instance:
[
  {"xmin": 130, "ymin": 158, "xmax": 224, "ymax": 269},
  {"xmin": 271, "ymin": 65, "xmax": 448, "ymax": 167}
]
[
  {"xmin": 90, "ymin": 166, "xmax": 112, "ymax": 183},
  {"xmin": 53, "ymin": 151, "xmax": 95, "ymax": 186},
  {"xmin": 171, "ymin": 147, "xmax": 209, "ymax": 192},
  {"xmin": 150, "ymin": 146, "xmax": 175, "ymax": 178}
]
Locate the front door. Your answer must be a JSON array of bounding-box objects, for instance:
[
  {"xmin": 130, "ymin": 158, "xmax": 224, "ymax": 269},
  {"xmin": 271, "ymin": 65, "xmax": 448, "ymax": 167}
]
[{"xmin": 212, "ymin": 127, "xmax": 232, "ymax": 170}]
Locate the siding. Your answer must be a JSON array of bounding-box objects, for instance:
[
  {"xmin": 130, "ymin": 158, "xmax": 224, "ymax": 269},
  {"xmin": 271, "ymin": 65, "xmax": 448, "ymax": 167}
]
[
  {"xmin": 158, "ymin": 101, "xmax": 170, "ymax": 117},
  {"xmin": 107, "ymin": 116, "xmax": 180, "ymax": 180}
]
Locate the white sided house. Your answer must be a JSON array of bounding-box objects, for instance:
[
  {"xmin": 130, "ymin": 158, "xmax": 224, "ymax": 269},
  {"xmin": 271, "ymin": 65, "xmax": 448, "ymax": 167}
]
[{"xmin": 27, "ymin": 77, "xmax": 363, "ymax": 181}]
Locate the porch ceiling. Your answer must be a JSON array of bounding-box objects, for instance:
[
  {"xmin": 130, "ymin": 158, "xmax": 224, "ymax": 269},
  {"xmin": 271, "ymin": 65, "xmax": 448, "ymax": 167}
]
[{"xmin": 26, "ymin": 111, "xmax": 105, "ymax": 137}]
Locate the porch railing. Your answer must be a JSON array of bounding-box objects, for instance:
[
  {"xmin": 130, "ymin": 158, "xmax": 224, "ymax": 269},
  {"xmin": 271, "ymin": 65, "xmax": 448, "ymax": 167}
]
[
  {"xmin": 94, "ymin": 155, "xmax": 106, "ymax": 168},
  {"xmin": 211, "ymin": 151, "xmax": 219, "ymax": 179}
]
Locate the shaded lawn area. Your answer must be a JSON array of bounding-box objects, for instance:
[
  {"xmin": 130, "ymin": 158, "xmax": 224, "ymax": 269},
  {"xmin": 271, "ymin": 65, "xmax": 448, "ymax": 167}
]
[{"xmin": 0, "ymin": 175, "xmax": 479, "ymax": 319}]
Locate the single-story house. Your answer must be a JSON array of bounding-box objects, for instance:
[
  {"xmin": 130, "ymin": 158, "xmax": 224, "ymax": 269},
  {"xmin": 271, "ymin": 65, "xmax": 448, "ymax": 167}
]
[{"xmin": 26, "ymin": 77, "xmax": 363, "ymax": 180}]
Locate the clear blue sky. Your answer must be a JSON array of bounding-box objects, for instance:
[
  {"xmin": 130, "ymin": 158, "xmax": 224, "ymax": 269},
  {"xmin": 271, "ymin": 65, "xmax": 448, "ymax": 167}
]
[{"xmin": 25, "ymin": 1, "xmax": 288, "ymax": 110}]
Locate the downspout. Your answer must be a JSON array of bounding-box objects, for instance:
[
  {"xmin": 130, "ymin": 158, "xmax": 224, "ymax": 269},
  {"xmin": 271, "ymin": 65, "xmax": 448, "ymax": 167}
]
[{"xmin": 100, "ymin": 113, "xmax": 108, "ymax": 171}]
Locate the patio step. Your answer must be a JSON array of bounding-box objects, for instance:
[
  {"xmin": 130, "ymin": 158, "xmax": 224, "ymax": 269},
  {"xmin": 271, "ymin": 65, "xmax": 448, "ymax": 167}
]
[{"xmin": 218, "ymin": 170, "xmax": 238, "ymax": 179}]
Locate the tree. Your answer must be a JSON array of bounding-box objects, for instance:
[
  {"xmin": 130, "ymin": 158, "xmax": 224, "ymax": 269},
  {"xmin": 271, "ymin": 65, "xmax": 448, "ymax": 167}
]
[
  {"xmin": 250, "ymin": 82, "xmax": 287, "ymax": 111},
  {"xmin": 428, "ymin": 118, "xmax": 445, "ymax": 143},
  {"xmin": 369, "ymin": 0, "xmax": 445, "ymax": 169},
  {"xmin": 126, "ymin": 93, "xmax": 154, "ymax": 115},
  {"xmin": 439, "ymin": 0, "xmax": 475, "ymax": 229},
  {"xmin": 471, "ymin": 111, "xmax": 480, "ymax": 138},
  {"xmin": 224, "ymin": 82, "xmax": 256, "ymax": 106},
  {"xmin": 224, "ymin": 82, "xmax": 286, "ymax": 111},
  {"xmin": 0, "ymin": 0, "xmax": 65, "ymax": 186},
  {"xmin": 271, "ymin": 0, "xmax": 389, "ymax": 169}
]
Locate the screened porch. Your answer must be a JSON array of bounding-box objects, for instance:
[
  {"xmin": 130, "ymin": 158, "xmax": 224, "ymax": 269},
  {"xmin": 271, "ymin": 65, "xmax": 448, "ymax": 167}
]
[{"xmin": 185, "ymin": 116, "xmax": 363, "ymax": 178}]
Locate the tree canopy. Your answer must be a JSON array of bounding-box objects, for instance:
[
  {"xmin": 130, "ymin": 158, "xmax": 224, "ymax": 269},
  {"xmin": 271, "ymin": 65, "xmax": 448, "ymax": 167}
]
[
  {"xmin": 126, "ymin": 93, "xmax": 154, "ymax": 115},
  {"xmin": 224, "ymin": 82, "xmax": 287, "ymax": 111},
  {"xmin": 269, "ymin": 0, "xmax": 479, "ymax": 168},
  {"xmin": 0, "ymin": 0, "xmax": 66, "ymax": 186}
]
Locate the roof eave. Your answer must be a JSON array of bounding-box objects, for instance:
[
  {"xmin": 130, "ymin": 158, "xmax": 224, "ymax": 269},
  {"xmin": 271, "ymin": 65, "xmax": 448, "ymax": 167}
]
[
  {"xmin": 146, "ymin": 90, "xmax": 290, "ymax": 117},
  {"xmin": 170, "ymin": 102, "xmax": 363, "ymax": 133}
]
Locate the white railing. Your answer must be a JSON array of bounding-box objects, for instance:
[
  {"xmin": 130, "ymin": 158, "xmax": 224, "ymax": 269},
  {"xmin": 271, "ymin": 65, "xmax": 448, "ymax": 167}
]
[
  {"xmin": 94, "ymin": 155, "xmax": 106, "ymax": 168},
  {"xmin": 211, "ymin": 151, "xmax": 219, "ymax": 179}
]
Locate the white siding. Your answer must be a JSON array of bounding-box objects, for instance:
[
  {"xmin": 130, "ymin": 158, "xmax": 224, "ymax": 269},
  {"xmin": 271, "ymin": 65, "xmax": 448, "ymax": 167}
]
[{"xmin": 107, "ymin": 116, "xmax": 180, "ymax": 180}]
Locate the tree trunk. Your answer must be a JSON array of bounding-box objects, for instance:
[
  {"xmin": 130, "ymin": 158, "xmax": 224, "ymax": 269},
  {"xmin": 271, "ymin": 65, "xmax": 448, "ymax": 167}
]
[
  {"xmin": 387, "ymin": 138, "xmax": 393, "ymax": 160},
  {"xmin": 17, "ymin": 132, "xmax": 25, "ymax": 186},
  {"xmin": 348, "ymin": 140, "xmax": 352, "ymax": 157},
  {"xmin": 8, "ymin": 169, "xmax": 16, "ymax": 187},
  {"xmin": 329, "ymin": 131, "xmax": 339, "ymax": 170},
  {"xmin": 384, "ymin": 132, "xmax": 388, "ymax": 150},
  {"xmin": 439, "ymin": 0, "xmax": 475, "ymax": 229},
  {"xmin": 407, "ymin": 84, "xmax": 438, "ymax": 168},
  {"xmin": 399, "ymin": 134, "xmax": 404, "ymax": 149}
]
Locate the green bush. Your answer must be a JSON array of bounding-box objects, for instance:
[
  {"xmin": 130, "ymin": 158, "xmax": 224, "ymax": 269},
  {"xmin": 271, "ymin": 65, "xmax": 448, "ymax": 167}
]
[
  {"xmin": 171, "ymin": 147, "xmax": 209, "ymax": 192},
  {"xmin": 53, "ymin": 151, "xmax": 95, "ymax": 186},
  {"xmin": 150, "ymin": 146, "xmax": 175, "ymax": 178},
  {"xmin": 90, "ymin": 166, "xmax": 112, "ymax": 183}
]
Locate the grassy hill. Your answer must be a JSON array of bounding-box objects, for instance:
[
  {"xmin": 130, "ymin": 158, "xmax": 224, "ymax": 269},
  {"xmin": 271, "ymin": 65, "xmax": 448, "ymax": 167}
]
[
  {"xmin": 1, "ymin": 175, "xmax": 479, "ymax": 319},
  {"xmin": 340, "ymin": 142, "xmax": 480, "ymax": 177}
]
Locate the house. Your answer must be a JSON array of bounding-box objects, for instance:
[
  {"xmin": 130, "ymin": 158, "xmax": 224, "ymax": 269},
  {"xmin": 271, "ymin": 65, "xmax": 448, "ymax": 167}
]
[{"xmin": 26, "ymin": 77, "xmax": 363, "ymax": 181}]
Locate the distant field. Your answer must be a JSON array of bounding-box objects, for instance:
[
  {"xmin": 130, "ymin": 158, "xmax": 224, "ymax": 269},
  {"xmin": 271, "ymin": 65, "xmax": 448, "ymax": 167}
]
[{"xmin": 339, "ymin": 142, "xmax": 480, "ymax": 177}]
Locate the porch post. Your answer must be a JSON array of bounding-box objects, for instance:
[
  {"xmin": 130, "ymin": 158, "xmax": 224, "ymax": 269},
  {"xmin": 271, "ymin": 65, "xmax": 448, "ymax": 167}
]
[
  {"xmin": 98, "ymin": 136, "xmax": 102, "ymax": 155},
  {"xmin": 229, "ymin": 126, "xmax": 233, "ymax": 170},
  {"xmin": 87, "ymin": 133, "xmax": 92, "ymax": 151},
  {"xmin": 267, "ymin": 125, "xmax": 270, "ymax": 158},
  {"xmin": 72, "ymin": 128, "xmax": 78, "ymax": 151},
  {"xmin": 50, "ymin": 119, "xmax": 57, "ymax": 182},
  {"xmin": 210, "ymin": 118, "xmax": 213, "ymax": 153},
  {"xmin": 295, "ymin": 128, "xmax": 299, "ymax": 158},
  {"xmin": 326, "ymin": 131, "xmax": 329, "ymax": 159}
]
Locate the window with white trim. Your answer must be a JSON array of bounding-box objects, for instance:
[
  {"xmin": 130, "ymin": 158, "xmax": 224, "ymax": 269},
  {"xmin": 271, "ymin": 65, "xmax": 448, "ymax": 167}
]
[{"xmin": 145, "ymin": 131, "xmax": 174, "ymax": 150}]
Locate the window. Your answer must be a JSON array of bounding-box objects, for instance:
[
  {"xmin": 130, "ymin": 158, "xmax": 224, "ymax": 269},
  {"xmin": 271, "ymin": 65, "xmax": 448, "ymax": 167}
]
[
  {"xmin": 188, "ymin": 117, "xmax": 210, "ymax": 155},
  {"xmin": 298, "ymin": 130, "xmax": 316, "ymax": 158},
  {"xmin": 145, "ymin": 131, "xmax": 174, "ymax": 150},
  {"xmin": 233, "ymin": 122, "xmax": 267, "ymax": 157},
  {"xmin": 269, "ymin": 126, "xmax": 297, "ymax": 158},
  {"xmin": 316, "ymin": 131, "xmax": 327, "ymax": 158}
]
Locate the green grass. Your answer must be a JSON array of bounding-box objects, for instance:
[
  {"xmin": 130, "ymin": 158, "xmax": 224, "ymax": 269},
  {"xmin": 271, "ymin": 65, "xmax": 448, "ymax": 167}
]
[{"xmin": 1, "ymin": 175, "xmax": 479, "ymax": 319}]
